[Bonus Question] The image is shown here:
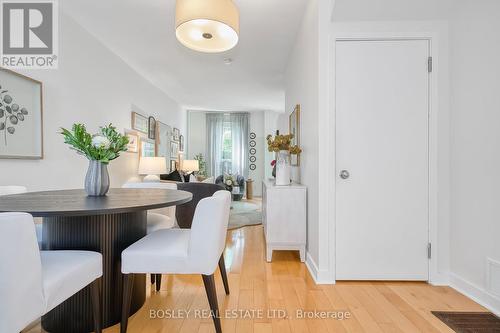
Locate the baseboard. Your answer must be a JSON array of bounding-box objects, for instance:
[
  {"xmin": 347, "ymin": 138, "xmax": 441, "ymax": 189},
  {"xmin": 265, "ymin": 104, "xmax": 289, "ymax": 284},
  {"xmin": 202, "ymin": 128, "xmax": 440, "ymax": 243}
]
[
  {"xmin": 305, "ymin": 252, "xmax": 335, "ymax": 284},
  {"xmin": 449, "ymin": 272, "xmax": 500, "ymax": 316}
]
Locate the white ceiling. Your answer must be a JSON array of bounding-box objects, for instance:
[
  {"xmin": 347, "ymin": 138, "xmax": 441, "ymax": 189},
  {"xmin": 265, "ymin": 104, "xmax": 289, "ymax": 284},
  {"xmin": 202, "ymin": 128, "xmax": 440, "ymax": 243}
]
[
  {"xmin": 333, "ymin": 0, "xmax": 455, "ymax": 21},
  {"xmin": 63, "ymin": 0, "xmax": 308, "ymax": 112}
]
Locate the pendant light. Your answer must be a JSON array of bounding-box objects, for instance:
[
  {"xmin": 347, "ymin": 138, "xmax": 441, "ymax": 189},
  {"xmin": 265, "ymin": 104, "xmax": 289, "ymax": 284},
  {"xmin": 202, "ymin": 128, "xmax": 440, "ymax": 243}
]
[{"xmin": 175, "ymin": 0, "xmax": 239, "ymax": 53}]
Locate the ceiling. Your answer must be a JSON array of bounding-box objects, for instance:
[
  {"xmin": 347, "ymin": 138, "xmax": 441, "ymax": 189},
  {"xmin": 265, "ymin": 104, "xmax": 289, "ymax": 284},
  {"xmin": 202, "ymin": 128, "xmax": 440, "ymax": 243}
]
[
  {"xmin": 333, "ymin": 0, "xmax": 455, "ymax": 21},
  {"xmin": 63, "ymin": 0, "xmax": 308, "ymax": 112}
]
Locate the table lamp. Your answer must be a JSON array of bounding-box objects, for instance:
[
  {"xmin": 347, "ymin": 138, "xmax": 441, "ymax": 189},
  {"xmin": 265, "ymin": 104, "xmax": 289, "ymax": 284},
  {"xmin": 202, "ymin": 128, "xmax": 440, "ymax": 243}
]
[
  {"xmin": 181, "ymin": 159, "xmax": 199, "ymax": 173},
  {"xmin": 138, "ymin": 157, "xmax": 167, "ymax": 182}
]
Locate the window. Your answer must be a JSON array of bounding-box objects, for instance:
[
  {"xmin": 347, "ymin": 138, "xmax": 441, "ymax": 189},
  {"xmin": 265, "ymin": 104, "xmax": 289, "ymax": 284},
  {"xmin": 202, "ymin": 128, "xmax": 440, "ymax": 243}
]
[{"xmin": 221, "ymin": 119, "xmax": 232, "ymax": 173}]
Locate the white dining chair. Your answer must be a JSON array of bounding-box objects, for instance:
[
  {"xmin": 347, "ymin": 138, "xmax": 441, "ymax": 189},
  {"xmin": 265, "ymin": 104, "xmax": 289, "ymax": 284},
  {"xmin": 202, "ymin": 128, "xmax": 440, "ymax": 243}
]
[
  {"xmin": 0, "ymin": 186, "xmax": 43, "ymax": 248},
  {"xmin": 122, "ymin": 181, "xmax": 177, "ymax": 289},
  {"xmin": 120, "ymin": 190, "xmax": 231, "ymax": 333},
  {"xmin": 0, "ymin": 212, "xmax": 103, "ymax": 333}
]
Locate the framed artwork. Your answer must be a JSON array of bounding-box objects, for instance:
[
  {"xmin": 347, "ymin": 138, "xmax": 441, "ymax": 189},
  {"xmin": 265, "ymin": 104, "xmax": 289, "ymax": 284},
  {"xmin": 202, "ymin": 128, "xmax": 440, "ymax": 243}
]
[
  {"xmin": 170, "ymin": 159, "xmax": 177, "ymax": 172},
  {"xmin": 124, "ymin": 129, "xmax": 138, "ymax": 153},
  {"xmin": 155, "ymin": 121, "xmax": 172, "ymax": 158},
  {"xmin": 0, "ymin": 68, "xmax": 43, "ymax": 159},
  {"xmin": 170, "ymin": 141, "xmax": 178, "ymax": 159},
  {"xmin": 289, "ymin": 104, "xmax": 301, "ymax": 166},
  {"xmin": 131, "ymin": 112, "xmax": 148, "ymax": 133},
  {"xmin": 148, "ymin": 116, "xmax": 156, "ymax": 140},
  {"xmin": 140, "ymin": 138, "xmax": 156, "ymax": 157},
  {"xmin": 179, "ymin": 135, "xmax": 184, "ymax": 151},
  {"xmin": 173, "ymin": 127, "xmax": 180, "ymax": 141}
]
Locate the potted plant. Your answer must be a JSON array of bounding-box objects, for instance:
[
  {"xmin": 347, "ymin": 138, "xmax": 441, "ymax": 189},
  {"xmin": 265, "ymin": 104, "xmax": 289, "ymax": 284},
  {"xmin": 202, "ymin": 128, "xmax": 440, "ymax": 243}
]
[
  {"xmin": 61, "ymin": 123, "xmax": 129, "ymax": 196},
  {"xmin": 266, "ymin": 134, "xmax": 302, "ymax": 186}
]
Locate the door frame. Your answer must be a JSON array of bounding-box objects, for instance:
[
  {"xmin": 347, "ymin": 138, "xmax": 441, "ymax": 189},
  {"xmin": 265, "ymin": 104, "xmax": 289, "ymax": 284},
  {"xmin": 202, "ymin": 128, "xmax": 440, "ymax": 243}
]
[{"xmin": 328, "ymin": 31, "xmax": 445, "ymax": 284}]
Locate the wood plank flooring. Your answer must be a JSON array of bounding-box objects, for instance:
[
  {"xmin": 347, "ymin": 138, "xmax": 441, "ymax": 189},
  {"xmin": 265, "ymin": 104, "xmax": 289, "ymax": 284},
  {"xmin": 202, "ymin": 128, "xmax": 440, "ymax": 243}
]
[{"xmin": 27, "ymin": 225, "xmax": 486, "ymax": 333}]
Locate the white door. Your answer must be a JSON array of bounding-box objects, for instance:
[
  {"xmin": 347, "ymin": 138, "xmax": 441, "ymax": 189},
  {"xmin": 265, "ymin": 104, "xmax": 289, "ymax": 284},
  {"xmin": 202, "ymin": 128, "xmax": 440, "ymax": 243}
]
[{"xmin": 335, "ymin": 39, "xmax": 430, "ymax": 280}]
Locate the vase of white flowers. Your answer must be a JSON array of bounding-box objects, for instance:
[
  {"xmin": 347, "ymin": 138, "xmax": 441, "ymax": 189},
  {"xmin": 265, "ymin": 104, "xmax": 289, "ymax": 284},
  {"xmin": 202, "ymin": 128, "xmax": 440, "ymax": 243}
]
[{"xmin": 61, "ymin": 123, "xmax": 129, "ymax": 196}]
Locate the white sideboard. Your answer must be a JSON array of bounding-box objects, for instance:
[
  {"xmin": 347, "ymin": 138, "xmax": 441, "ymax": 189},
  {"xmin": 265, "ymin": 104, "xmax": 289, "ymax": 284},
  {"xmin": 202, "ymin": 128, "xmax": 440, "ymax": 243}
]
[{"xmin": 262, "ymin": 180, "xmax": 307, "ymax": 262}]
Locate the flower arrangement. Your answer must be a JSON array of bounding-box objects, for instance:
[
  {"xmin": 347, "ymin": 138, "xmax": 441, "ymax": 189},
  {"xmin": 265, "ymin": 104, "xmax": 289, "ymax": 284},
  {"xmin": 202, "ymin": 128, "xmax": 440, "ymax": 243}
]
[
  {"xmin": 266, "ymin": 133, "xmax": 302, "ymax": 155},
  {"xmin": 194, "ymin": 153, "xmax": 207, "ymax": 177},
  {"xmin": 60, "ymin": 123, "xmax": 129, "ymax": 164}
]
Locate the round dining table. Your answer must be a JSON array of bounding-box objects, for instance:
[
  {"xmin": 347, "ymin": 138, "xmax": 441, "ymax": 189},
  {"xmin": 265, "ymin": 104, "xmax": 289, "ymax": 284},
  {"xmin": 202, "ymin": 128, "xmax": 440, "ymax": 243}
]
[{"xmin": 0, "ymin": 188, "xmax": 192, "ymax": 333}]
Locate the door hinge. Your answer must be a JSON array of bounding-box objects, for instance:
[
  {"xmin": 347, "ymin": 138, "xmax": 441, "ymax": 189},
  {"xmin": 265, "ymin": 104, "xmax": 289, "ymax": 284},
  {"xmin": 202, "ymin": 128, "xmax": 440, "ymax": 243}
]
[
  {"xmin": 428, "ymin": 56, "xmax": 433, "ymax": 73},
  {"xmin": 427, "ymin": 243, "xmax": 432, "ymax": 259}
]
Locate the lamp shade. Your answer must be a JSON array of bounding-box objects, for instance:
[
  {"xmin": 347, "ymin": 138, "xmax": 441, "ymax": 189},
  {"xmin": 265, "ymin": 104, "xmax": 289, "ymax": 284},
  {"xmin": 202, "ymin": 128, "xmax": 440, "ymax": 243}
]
[
  {"xmin": 181, "ymin": 159, "xmax": 199, "ymax": 172},
  {"xmin": 175, "ymin": 0, "xmax": 239, "ymax": 53},
  {"xmin": 138, "ymin": 157, "xmax": 167, "ymax": 175}
]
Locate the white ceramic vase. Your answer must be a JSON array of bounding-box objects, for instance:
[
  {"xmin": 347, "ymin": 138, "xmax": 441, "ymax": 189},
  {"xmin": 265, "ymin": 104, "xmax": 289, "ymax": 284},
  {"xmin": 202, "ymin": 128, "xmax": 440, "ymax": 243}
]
[{"xmin": 275, "ymin": 150, "xmax": 291, "ymax": 186}]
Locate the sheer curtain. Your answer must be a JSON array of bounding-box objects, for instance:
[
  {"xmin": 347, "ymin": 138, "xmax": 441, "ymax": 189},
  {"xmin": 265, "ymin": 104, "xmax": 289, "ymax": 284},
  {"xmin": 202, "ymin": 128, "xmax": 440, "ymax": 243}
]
[
  {"xmin": 206, "ymin": 113, "xmax": 225, "ymax": 177},
  {"xmin": 230, "ymin": 113, "xmax": 249, "ymax": 178}
]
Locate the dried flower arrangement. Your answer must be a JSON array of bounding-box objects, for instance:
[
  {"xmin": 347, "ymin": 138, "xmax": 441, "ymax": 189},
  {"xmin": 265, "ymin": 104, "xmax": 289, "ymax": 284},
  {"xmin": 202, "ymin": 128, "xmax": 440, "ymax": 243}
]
[{"xmin": 266, "ymin": 133, "xmax": 302, "ymax": 155}]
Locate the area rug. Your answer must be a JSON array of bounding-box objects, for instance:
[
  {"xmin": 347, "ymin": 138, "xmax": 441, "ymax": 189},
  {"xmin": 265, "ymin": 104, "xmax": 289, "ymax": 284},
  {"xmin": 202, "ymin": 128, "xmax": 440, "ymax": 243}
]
[
  {"xmin": 228, "ymin": 201, "xmax": 262, "ymax": 230},
  {"xmin": 432, "ymin": 311, "xmax": 500, "ymax": 332}
]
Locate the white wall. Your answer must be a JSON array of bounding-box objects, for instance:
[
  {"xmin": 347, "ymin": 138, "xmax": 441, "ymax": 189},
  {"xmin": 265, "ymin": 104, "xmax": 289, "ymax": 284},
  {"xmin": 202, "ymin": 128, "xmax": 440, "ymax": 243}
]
[
  {"xmin": 449, "ymin": 0, "xmax": 500, "ymax": 315},
  {"xmin": 284, "ymin": 0, "xmax": 322, "ymax": 275},
  {"xmin": 186, "ymin": 110, "xmax": 266, "ymax": 196},
  {"xmin": 0, "ymin": 13, "xmax": 185, "ymax": 191}
]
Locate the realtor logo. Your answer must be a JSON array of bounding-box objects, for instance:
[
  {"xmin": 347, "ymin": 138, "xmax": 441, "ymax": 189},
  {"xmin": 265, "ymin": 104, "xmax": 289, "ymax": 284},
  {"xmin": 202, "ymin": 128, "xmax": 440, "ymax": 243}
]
[{"xmin": 0, "ymin": 0, "xmax": 58, "ymax": 68}]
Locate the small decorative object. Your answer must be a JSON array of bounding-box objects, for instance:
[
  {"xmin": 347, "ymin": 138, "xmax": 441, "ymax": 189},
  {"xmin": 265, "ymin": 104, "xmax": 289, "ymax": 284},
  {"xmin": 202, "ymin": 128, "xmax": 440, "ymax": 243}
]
[
  {"xmin": 148, "ymin": 116, "xmax": 156, "ymax": 140},
  {"xmin": 223, "ymin": 174, "xmax": 235, "ymax": 192},
  {"xmin": 250, "ymin": 147, "xmax": 256, "ymax": 155},
  {"xmin": 60, "ymin": 123, "xmax": 128, "ymax": 196},
  {"xmin": 170, "ymin": 141, "xmax": 179, "ymax": 158},
  {"xmin": 266, "ymin": 133, "xmax": 302, "ymax": 186},
  {"xmin": 170, "ymin": 159, "xmax": 177, "ymax": 172},
  {"xmin": 249, "ymin": 132, "xmax": 256, "ymax": 139},
  {"xmin": 249, "ymin": 164, "xmax": 256, "ymax": 170},
  {"xmin": 249, "ymin": 140, "xmax": 256, "ymax": 147},
  {"xmin": 139, "ymin": 156, "xmax": 167, "ymax": 182},
  {"xmin": 271, "ymin": 160, "xmax": 276, "ymax": 178},
  {"xmin": 193, "ymin": 153, "xmax": 208, "ymax": 177},
  {"xmin": 173, "ymin": 127, "xmax": 180, "ymax": 141},
  {"xmin": 131, "ymin": 112, "xmax": 148, "ymax": 133},
  {"xmin": 289, "ymin": 104, "xmax": 301, "ymax": 166},
  {"xmin": 179, "ymin": 134, "xmax": 184, "ymax": 151},
  {"xmin": 0, "ymin": 68, "xmax": 43, "ymax": 159},
  {"xmin": 249, "ymin": 156, "xmax": 256, "ymax": 163},
  {"xmin": 124, "ymin": 130, "xmax": 138, "ymax": 153}
]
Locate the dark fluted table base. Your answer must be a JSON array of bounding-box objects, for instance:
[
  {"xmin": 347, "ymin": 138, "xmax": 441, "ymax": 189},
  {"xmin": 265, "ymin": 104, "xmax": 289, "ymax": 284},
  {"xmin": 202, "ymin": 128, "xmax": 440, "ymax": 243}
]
[{"xmin": 41, "ymin": 212, "xmax": 147, "ymax": 333}]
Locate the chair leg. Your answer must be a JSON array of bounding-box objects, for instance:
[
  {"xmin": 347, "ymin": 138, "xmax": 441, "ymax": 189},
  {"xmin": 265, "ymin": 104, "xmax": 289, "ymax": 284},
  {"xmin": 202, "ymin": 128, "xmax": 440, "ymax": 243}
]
[
  {"xmin": 90, "ymin": 278, "xmax": 102, "ymax": 333},
  {"xmin": 202, "ymin": 274, "xmax": 222, "ymax": 333},
  {"xmin": 121, "ymin": 274, "xmax": 135, "ymax": 333},
  {"xmin": 218, "ymin": 254, "xmax": 230, "ymax": 295},
  {"xmin": 155, "ymin": 274, "xmax": 162, "ymax": 291},
  {"xmin": 150, "ymin": 273, "xmax": 155, "ymax": 285}
]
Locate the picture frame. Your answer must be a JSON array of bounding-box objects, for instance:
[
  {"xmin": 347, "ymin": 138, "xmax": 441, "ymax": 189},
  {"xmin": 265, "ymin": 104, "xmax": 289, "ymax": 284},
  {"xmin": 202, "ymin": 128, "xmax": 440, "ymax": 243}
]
[
  {"xmin": 155, "ymin": 121, "xmax": 172, "ymax": 158},
  {"xmin": 0, "ymin": 67, "xmax": 43, "ymax": 159},
  {"xmin": 124, "ymin": 129, "xmax": 138, "ymax": 153},
  {"xmin": 148, "ymin": 116, "xmax": 156, "ymax": 140},
  {"xmin": 140, "ymin": 138, "xmax": 156, "ymax": 157},
  {"xmin": 131, "ymin": 112, "xmax": 148, "ymax": 134},
  {"xmin": 173, "ymin": 127, "xmax": 180, "ymax": 141},
  {"xmin": 170, "ymin": 159, "xmax": 177, "ymax": 172},
  {"xmin": 170, "ymin": 141, "xmax": 178, "ymax": 159},
  {"xmin": 179, "ymin": 134, "xmax": 184, "ymax": 151},
  {"xmin": 289, "ymin": 104, "xmax": 301, "ymax": 166}
]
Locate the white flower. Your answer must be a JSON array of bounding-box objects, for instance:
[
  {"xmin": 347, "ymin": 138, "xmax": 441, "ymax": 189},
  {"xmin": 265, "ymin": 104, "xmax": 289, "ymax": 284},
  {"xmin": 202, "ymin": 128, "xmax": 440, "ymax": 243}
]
[
  {"xmin": 92, "ymin": 135, "xmax": 111, "ymax": 149},
  {"xmin": 225, "ymin": 179, "xmax": 233, "ymax": 186}
]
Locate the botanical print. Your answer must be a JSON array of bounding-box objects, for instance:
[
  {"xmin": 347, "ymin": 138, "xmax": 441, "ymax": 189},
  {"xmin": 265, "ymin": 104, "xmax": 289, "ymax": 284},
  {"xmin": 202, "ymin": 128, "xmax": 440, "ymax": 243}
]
[{"xmin": 0, "ymin": 68, "xmax": 43, "ymax": 159}]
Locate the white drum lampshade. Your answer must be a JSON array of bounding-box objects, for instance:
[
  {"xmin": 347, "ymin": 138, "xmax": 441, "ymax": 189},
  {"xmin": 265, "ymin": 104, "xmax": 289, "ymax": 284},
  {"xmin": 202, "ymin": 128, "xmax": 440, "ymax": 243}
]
[
  {"xmin": 181, "ymin": 159, "xmax": 199, "ymax": 173},
  {"xmin": 138, "ymin": 157, "xmax": 167, "ymax": 182},
  {"xmin": 175, "ymin": 0, "xmax": 239, "ymax": 53}
]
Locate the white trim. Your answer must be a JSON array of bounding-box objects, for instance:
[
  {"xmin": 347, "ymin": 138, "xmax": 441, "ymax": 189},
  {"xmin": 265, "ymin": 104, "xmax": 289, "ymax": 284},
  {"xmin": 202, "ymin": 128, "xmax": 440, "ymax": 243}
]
[
  {"xmin": 450, "ymin": 272, "xmax": 500, "ymax": 316},
  {"xmin": 306, "ymin": 252, "xmax": 335, "ymax": 284},
  {"xmin": 329, "ymin": 26, "xmax": 447, "ymax": 284}
]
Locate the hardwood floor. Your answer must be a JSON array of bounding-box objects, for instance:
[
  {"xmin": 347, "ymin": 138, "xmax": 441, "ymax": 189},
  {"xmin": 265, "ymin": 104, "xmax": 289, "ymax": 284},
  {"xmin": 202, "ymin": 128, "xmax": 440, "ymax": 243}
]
[{"xmin": 27, "ymin": 225, "xmax": 486, "ymax": 333}]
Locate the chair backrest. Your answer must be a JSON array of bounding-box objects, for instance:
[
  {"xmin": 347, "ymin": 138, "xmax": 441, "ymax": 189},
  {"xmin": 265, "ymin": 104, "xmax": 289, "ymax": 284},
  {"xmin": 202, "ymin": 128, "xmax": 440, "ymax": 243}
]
[
  {"xmin": 0, "ymin": 185, "xmax": 27, "ymax": 196},
  {"xmin": 122, "ymin": 182, "xmax": 177, "ymax": 218},
  {"xmin": 188, "ymin": 191, "xmax": 231, "ymax": 274},
  {"xmin": 175, "ymin": 182, "xmax": 225, "ymax": 228},
  {"xmin": 0, "ymin": 212, "xmax": 44, "ymax": 333}
]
